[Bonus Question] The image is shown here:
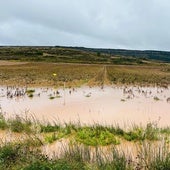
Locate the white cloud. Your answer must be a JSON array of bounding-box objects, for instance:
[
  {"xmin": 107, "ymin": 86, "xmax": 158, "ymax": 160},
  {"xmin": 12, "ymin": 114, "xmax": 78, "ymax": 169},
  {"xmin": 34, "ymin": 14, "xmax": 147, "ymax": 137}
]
[{"xmin": 0, "ymin": 0, "xmax": 170, "ymax": 50}]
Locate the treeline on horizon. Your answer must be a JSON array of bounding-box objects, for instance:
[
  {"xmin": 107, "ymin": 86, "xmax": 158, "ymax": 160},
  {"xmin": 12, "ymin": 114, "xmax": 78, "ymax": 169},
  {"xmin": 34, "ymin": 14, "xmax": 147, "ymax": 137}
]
[
  {"xmin": 0, "ymin": 45, "xmax": 170, "ymax": 63},
  {"xmin": 62, "ymin": 46, "xmax": 170, "ymax": 62}
]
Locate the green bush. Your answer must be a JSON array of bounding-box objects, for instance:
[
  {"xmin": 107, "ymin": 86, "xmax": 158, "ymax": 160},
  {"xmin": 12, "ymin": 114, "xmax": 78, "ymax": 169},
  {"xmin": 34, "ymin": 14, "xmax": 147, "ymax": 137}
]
[
  {"xmin": 0, "ymin": 144, "xmax": 18, "ymax": 165},
  {"xmin": 0, "ymin": 114, "xmax": 8, "ymax": 130},
  {"xmin": 40, "ymin": 124, "xmax": 60, "ymax": 133},
  {"xmin": 8, "ymin": 116, "xmax": 32, "ymax": 133},
  {"xmin": 76, "ymin": 127, "xmax": 120, "ymax": 146},
  {"xmin": 124, "ymin": 127, "xmax": 144, "ymax": 141}
]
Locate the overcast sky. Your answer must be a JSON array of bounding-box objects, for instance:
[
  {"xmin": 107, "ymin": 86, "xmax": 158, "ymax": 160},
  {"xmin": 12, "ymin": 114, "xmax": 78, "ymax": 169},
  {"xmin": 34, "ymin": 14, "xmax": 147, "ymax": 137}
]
[{"xmin": 0, "ymin": 0, "xmax": 170, "ymax": 50}]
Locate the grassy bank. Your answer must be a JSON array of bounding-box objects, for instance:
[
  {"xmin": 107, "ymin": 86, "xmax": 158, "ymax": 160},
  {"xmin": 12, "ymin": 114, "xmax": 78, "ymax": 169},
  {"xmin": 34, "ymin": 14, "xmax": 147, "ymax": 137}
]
[
  {"xmin": 1, "ymin": 114, "xmax": 170, "ymax": 145},
  {"xmin": 0, "ymin": 140, "xmax": 170, "ymax": 170},
  {"xmin": 0, "ymin": 114, "xmax": 170, "ymax": 169},
  {"xmin": 0, "ymin": 113, "xmax": 170, "ymax": 142}
]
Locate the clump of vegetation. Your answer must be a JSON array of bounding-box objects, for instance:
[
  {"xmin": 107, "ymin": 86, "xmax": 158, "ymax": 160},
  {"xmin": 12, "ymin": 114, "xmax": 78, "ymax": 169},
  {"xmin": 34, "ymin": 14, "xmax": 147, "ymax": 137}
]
[
  {"xmin": 0, "ymin": 138, "xmax": 170, "ymax": 169},
  {"xmin": 40, "ymin": 123, "xmax": 60, "ymax": 133},
  {"xmin": 0, "ymin": 114, "xmax": 33, "ymax": 133},
  {"xmin": 0, "ymin": 114, "xmax": 8, "ymax": 130},
  {"xmin": 45, "ymin": 133, "xmax": 59, "ymax": 143},
  {"xmin": 144, "ymin": 122, "xmax": 159, "ymax": 140},
  {"xmin": 0, "ymin": 115, "xmax": 169, "ymax": 169},
  {"xmin": 0, "ymin": 144, "xmax": 21, "ymax": 167},
  {"xmin": 8, "ymin": 116, "xmax": 33, "ymax": 133},
  {"xmin": 26, "ymin": 89, "xmax": 35, "ymax": 98},
  {"xmin": 160, "ymin": 127, "xmax": 170, "ymax": 135},
  {"xmin": 44, "ymin": 129, "xmax": 70, "ymax": 144},
  {"xmin": 75, "ymin": 126, "xmax": 120, "ymax": 146},
  {"xmin": 28, "ymin": 93, "xmax": 34, "ymax": 98},
  {"xmin": 0, "ymin": 142, "xmax": 45, "ymax": 170},
  {"xmin": 0, "ymin": 114, "xmax": 168, "ymax": 145},
  {"xmin": 124, "ymin": 126, "xmax": 144, "ymax": 141},
  {"xmin": 135, "ymin": 141, "xmax": 170, "ymax": 169},
  {"xmin": 154, "ymin": 96, "xmax": 160, "ymax": 101},
  {"xmin": 85, "ymin": 94, "xmax": 91, "ymax": 97},
  {"xmin": 49, "ymin": 96, "xmax": 55, "ymax": 100},
  {"xmin": 56, "ymin": 95, "xmax": 62, "ymax": 98},
  {"xmin": 26, "ymin": 89, "xmax": 35, "ymax": 94},
  {"xmin": 124, "ymin": 123, "xmax": 159, "ymax": 141}
]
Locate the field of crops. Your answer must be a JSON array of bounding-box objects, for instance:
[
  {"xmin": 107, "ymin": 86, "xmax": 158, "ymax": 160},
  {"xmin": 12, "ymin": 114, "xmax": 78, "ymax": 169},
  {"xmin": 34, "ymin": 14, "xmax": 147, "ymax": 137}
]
[{"xmin": 0, "ymin": 62, "xmax": 169, "ymax": 87}]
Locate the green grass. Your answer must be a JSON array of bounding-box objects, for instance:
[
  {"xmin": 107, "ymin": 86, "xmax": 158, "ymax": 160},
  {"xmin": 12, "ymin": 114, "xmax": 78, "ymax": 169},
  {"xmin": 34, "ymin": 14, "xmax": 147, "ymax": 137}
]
[
  {"xmin": 0, "ymin": 115, "xmax": 169, "ymax": 169},
  {"xmin": 0, "ymin": 114, "xmax": 168, "ymax": 145},
  {"xmin": 160, "ymin": 127, "xmax": 170, "ymax": 135},
  {"xmin": 40, "ymin": 123, "xmax": 60, "ymax": 133},
  {"xmin": 0, "ymin": 114, "xmax": 8, "ymax": 130},
  {"xmin": 44, "ymin": 129, "xmax": 70, "ymax": 144},
  {"xmin": 135, "ymin": 141, "xmax": 170, "ymax": 169},
  {"xmin": 8, "ymin": 116, "xmax": 33, "ymax": 133},
  {"xmin": 0, "ymin": 115, "xmax": 34, "ymax": 133},
  {"xmin": 0, "ymin": 139, "xmax": 170, "ymax": 169},
  {"xmin": 0, "ymin": 142, "xmax": 45, "ymax": 170},
  {"xmin": 45, "ymin": 133, "xmax": 59, "ymax": 143},
  {"xmin": 123, "ymin": 123, "xmax": 159, "ymax": 141},
  {"xmin": 75, "ymin": 127, "xmax": 120, "ymax": 146}
]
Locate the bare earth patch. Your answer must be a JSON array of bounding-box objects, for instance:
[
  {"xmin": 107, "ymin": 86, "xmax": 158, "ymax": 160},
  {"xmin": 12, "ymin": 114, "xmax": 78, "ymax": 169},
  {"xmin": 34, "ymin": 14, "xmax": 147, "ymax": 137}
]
[{"xmin": 0, "ymin": 60, "xmax": 27, "ymax": 66}]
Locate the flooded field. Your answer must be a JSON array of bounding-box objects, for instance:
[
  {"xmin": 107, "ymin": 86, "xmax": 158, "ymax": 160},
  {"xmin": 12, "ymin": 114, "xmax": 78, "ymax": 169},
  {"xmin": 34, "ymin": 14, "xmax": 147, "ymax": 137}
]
[{"xmin": 0, "ymin": 85, "xmax": 169, "ymax": 127}]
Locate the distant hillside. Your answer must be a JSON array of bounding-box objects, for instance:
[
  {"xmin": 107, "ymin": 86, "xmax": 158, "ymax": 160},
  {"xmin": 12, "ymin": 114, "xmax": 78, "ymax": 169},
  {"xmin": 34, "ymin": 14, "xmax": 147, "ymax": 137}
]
[
  {"xmin": 0, "ymin": 46, "xmax": 169, "ymax": 64},
  {"xmin": 58, "ymin": 46, "xmax": 170, "ymax": 63}
]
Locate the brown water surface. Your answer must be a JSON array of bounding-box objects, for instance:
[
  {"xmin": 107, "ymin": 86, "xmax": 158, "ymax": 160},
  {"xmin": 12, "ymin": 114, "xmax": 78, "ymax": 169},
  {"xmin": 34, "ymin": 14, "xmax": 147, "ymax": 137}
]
[{"xmin": 0, "ymin": 86, "xmax": 169, "ymax": 127}]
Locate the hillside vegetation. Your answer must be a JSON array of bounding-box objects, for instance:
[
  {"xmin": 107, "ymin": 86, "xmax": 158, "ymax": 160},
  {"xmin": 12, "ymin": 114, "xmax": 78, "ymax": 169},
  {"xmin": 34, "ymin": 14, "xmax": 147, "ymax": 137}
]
[{"xmin": 0, "ymin": 46, "xmax": 170, "ymax": 64}]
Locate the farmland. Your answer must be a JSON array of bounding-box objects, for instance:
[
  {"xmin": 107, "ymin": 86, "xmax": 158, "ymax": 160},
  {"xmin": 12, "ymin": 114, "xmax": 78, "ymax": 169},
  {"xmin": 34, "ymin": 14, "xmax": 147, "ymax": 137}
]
[
  {"xmin": 0, "ymin": 62, "xmax": 169, "ymax": 87},
  {"xmin": 0, "ymin": 47, "xmax": 170, "ymax": 169}
]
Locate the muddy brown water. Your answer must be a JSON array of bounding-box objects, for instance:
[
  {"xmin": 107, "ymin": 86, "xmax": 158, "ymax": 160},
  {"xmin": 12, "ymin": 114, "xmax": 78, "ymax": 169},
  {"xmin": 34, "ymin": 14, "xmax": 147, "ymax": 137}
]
[{"xmin": 0, "ymin": 85, "xmax": 170, "ymax": 127}]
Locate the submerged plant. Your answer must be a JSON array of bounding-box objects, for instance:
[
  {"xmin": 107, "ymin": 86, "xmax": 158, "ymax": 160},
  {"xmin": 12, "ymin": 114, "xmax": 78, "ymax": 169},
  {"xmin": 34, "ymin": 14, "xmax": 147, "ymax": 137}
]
[
  {"xmin": 26, "ymin": 89, "xmax": 35, "ymax": 98},
  {"xmin": 154, "ymin": 96, "xmax": 160, "ymax": 101},
  {"xmin": 28, "ymin": 93, "xmax": 34, "ymax": 98},
  {"xmin": 49, "ymin": 96, "xmax": 55, "ymax": 100},
  {"xmin": 26, "ymin": 89, "xmax": 35, "ymax": 94}
]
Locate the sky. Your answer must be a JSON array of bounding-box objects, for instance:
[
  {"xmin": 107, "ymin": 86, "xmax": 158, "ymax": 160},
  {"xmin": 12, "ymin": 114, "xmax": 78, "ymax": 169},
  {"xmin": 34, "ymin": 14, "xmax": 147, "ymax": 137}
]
[{"xmin": 0, "ymin": 0, "xmax": 170, "ymax": 50}]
